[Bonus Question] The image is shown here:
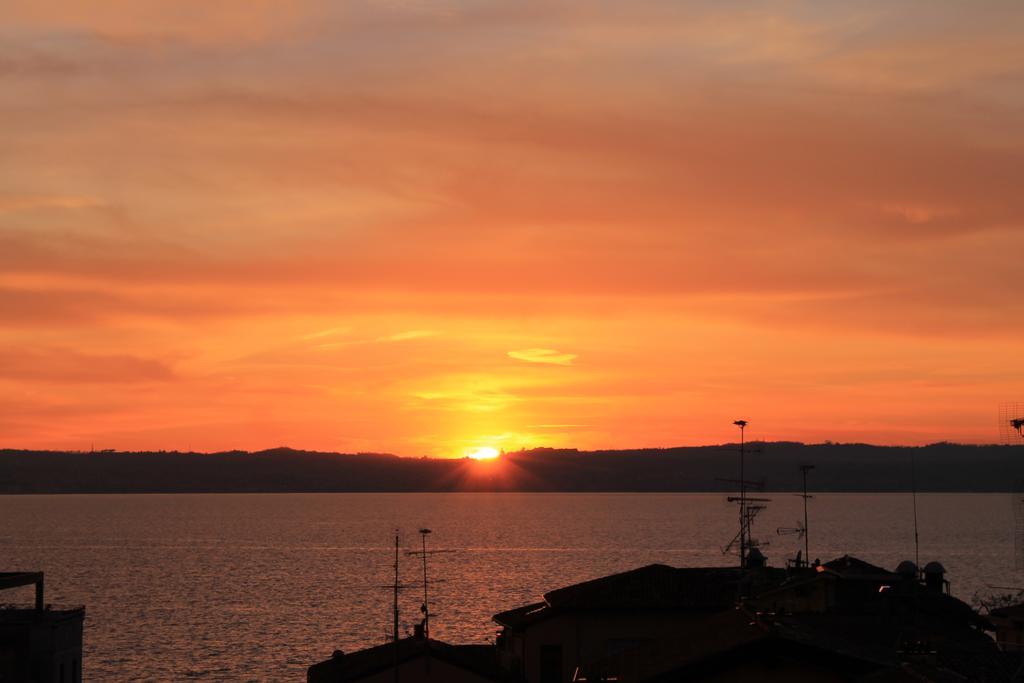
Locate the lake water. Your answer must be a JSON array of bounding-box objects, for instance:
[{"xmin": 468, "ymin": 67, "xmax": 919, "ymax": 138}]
[{"xmin": 0, "ymin": 493, "xmax": 1018, "ymax": 680}]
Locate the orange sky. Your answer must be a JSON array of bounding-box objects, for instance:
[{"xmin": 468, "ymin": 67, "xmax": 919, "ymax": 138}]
[{"xmin": 2, "ymin": 1, "xmax": 1022, "ymax": 455}]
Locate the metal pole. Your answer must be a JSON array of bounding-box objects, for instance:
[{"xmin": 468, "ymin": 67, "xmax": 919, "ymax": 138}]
[
  {"xmin": 394, "ymin": 533, "xmax": 400, "ymax": 683},
  {"xmin": 802, "ymin": 467, "xmax": 810, "ymax": 564},
  {"xmin": 420, "ymin": 529, "xmax": 430, "ymax": 640},
  {"xmin": 739, "ymin": 422, "xmax": 746, "ymax": 569},
  {"xmin": 911, "ymin": 451, "xmax": 920, "ymax": 574}
]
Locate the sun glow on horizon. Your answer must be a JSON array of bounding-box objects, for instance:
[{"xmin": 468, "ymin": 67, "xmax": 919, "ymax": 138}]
[{"xmin": 466, "ymin": 446, "xmax": 501, "ymax": 460}]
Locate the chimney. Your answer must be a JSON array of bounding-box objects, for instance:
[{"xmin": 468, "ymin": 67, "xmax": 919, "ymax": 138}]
[
  {"xmin": 746, "ymin": 547, "xmax": 766, "ymax": 569},
  {"xmin": 895, "ymin": 560, "xmax": 917, "ymax": 582},
  {"xmin": 923, "ymin": 562, "xmax": 946, "ymax": 594}
]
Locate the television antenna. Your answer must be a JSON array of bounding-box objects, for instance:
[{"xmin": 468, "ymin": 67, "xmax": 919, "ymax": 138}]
[
  {"xmin": 405, "ymin": 528, "xmax": 454, "ymax": 641},
  {"xmin": 777, "ymin": 464, "xmax": 816, "ymax": 566},
  {"xmin": 1000, "ymin": 403, "xmax": 1024, "ymax": 444},
  {"xmin": 721, "ymin": 420, "xmax": 771, "ymax": 567},
  {"xmin": 911, "ymin": 449, "xmax": 921, "ymax": 573},
  {"xmin": 777, "ymin": 520, "xmax": 806, "ymax": 539},
  {"xmin": 377, "ymin": 532, "xmax": 415, "ymax": 683},
  {"xmin": 999, "ymin": 404, "xmax": 1024, "ymax": 569},
  {"xmin": 776, "ymin": 519, "xmax": 806, "ymax": 568}
]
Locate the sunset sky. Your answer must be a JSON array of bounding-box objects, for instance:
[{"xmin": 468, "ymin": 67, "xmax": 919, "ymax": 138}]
[{"xmin": 2, "ymin": 1, "xmax": 1022, "ymax": 455}]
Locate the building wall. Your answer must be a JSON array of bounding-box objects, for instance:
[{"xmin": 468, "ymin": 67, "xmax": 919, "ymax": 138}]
[
  {"xmin": 992, "ymin": 617, "xmax": 1024, "ymax": 652},
  {"xmin": 516, "ymin": 612, "xmax": 718, "ymax": 683},
  {"xmin": 680, "ymin": 658, "xmax": 855, "ymax": 682},
  {"xmin": 357, "ymin": 654, "xmax": 495, "ymax": 683},
  {"xmin": 749, "ymin": 578, "xmax": 834, "ymax": 614},
  {"xmin": 0, "ymin": 609, "xmax": 84, "ymax": 683},
  {"xmin": 42, "ymin": 612, "xmax": 84, "ymax": 683}
]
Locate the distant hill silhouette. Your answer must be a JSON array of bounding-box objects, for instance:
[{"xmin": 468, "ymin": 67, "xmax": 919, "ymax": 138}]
[{"xmin": 1, "ymin": 443, "xmax": 1023, "ymax": 493}]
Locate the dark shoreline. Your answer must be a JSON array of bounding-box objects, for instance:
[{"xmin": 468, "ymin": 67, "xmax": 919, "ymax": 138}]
[
  {"xmin": 3, "ymin": 442, "xmax": 1023, "ymax": 494},
  {"xmin": 0, "ymin": 489, "xmax": 1014, "ymax": 495}
]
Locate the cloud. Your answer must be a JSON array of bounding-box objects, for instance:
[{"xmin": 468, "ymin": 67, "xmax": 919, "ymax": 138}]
[
  {"xmin": 528, "ymin": 423, "xmax": 590, "ymax": 430},
  {"xmin": 508, "ymin": 348, "xmax": 577, "ymax": 366},
  {"xmin": 303, "ymin": 328, "xmax": 439, "ymax": 351},
  {"xmin": 0, "ymin": 194, "xmax": 106, "ymax": 213},
  {"xmin": 0, "ymin": 347, "xmax": 175, "ymax": 383},
  {"xmin": 0, "ymin": 0, "xmax": 314, "ymax": 45},
  {"xmin": 377, "ymin": 330, "xmax": 439, "ymax": 342},
  {"xmin": 299, "ymin": 326, "xmax": 351, "ymax": 340}
]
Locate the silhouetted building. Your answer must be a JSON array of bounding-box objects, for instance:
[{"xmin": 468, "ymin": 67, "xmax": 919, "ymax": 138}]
[
  {"xmin": 307, "ymin": 637, "xmax": 507, "ymax": 683},
  {"xmin": 989, "ymin": 603, "xmax": 1024, "ymax": 652},
  {"xmin": 492, "ymin": 564, "xmax": 786, "ymax": 683},
  {"xmin": 748, "ymin": 555, "xmax": 904, "ymax": 614},
  {"xmin": 0, "ymin": 572, "xmax": 84, "ymax": 683},
  {"xmin": 573, "ymin": 608, "xmax": 907, "ymax": 682},
  {"xmin": 494, "ymin": 557, "xmax": 1009, "ymax": 682},
  {"xmin": 740, "ymin": 556, "xmax": 1008, "ymax": 683},
  {"xmin": 312, "ymin": 555, "xmax": 1012, "ymax": 683}
]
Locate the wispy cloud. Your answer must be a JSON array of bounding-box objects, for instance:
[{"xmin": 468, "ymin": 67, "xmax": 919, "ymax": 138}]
[
  {"xmin": 378, "ymin": 330, "xmax": 439, "ymax": 342},
  {"xmin": 0, "ymin": 194, "xmax": 106, "ymax": 213},
  {"xmin": 310, "ymin": 329, "xmax": 439, "ymax": 350},
  {"xmin": 508, "ymin": 348, "xmax": 577, "ymax": 366},
  {"xmin": 299, "ymin": 326, "xmax": 351, "ymax": 340},
  {"xmin": 0, "ymin": 347, "xmax": 175, "ymax": 383}
]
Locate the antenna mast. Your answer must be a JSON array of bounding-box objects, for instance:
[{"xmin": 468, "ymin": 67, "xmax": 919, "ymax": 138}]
[
  {"xmin": 737, "ymin": 420, "xmax": 748, "ymax": 567},
  {"xmin": 378, "ymin": 532, "xmax": 423, "ymax": 682},
  {"xmin": 997, "ymin": 403, "xmax": 1024, "ymax": 568},
  {"xmin": 800, "ymin": 464, "xmax": 814, "ymax": 563},
  {"xmin": 419, "ymin": 529, "xmax": 431, "ymax": 640},
  {"xmin": 911, "ymin": 451, "xmax": 920, "ymax": 573},
  {"xmin": 406, "ymin": 528, "xmax": 453, "ymax": 642},
  {"xmin": 393, "ymin": 532, "xmax": 400, "ymax": 683},
  {"xmin": 722, "ymin": 420, "xmax": 770, "ymax": 568}
]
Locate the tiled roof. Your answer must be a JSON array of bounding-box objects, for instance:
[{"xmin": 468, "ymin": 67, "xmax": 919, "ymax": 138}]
[
  {"xmin": 542, "ymin": 564, "xmax": 744, "ymax": 611},
  {"xmin": 495, "ymin": 563, "xmax": 793, "ymax": 629},
  {"xmin": 822, "ymin": 555, "xmax": 900, "ymax": 580},
  {"xmin": 492, "ymin": 601, "xmax": 548, "ymax": 629},
  {"xmin": 307, "ymin": 638, "xmax": 506, "ymax": 682}
]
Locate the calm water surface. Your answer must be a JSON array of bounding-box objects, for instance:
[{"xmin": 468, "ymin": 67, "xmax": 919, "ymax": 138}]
[{"xmin": 0, "ymin": 493, "xmax": 1017, "ymax": 680}]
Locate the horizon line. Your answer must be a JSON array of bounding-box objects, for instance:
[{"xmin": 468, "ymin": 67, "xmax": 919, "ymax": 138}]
[{"xmin": 2, "ymin": 440, "xmax": 1021, "ymax": 459}]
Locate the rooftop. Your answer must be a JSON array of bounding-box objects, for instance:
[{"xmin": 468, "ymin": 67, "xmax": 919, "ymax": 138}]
[
  {"xmin": 494, "ymin": 564, "xmax": 750, "ymax": 629},
  {"xmin": 578, "ymin": 605, "xmax": 1011, "ymax": 683},
  {"xmin": 544, "ymin": 564, "xmax": 744, "ymax": 610},
  {"xmin": 308, "ymin": 637, "xmax": 506, "ymax": 682},
  {"xmin": 0, "ymin": 572, "xmax": 44, "ymax": 591},
  {"xmin": 821, "ymin": 555, "xmax": 900, "ymax": 581},
  {"xmin": 0, "ymin": 604, "xmax": 85, "ymax": 626}
]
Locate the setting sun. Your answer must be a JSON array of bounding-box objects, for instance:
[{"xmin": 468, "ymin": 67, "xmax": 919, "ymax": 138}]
[{"xmin": 466, "ymin": 447, "xmax": 501, "ymax": 460}]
